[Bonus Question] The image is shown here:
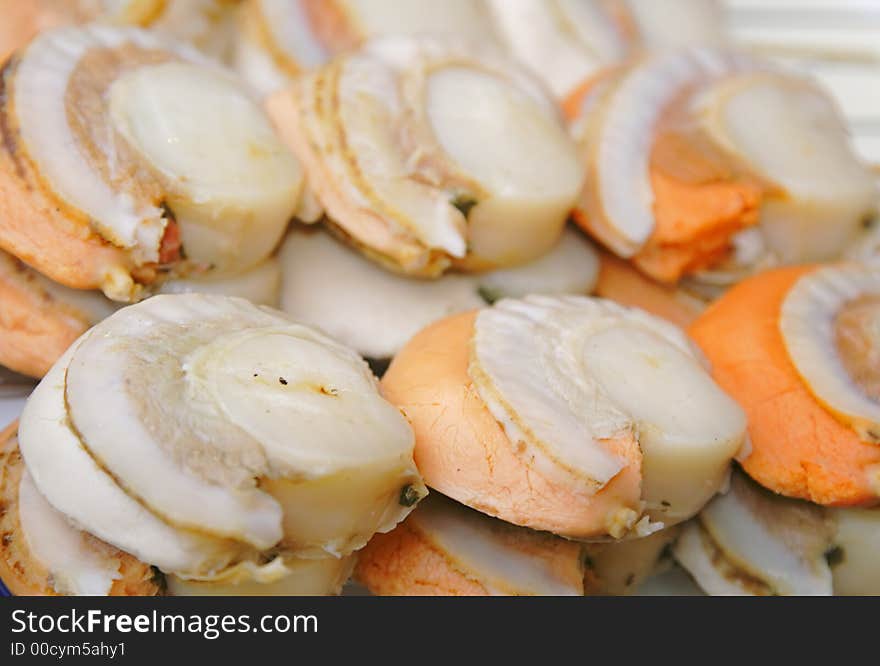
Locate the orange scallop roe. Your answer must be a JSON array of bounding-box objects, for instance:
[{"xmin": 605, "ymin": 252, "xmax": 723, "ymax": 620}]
[
  {"xmin": 565, "ymin": 76, "xmax": 763, "ymax": 285},
  {"xmin": 631, "ymin": 169, "xmax": 762, "ymax": 284},
  {"xmin": 0, "ymin": 136, "xmax": 135, "ymax": 291},
  {"xmin": 689, "ymin": 266, "xmax": 880, "ymax": 506},
  {"xmin": 380, "ymin": 310, "xmax": 643, "ymax": 539}
]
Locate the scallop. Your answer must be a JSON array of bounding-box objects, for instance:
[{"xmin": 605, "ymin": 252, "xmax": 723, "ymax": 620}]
[
  {"xmin": 107, "ymin": 60, "xmax": 302, "ymax": 275},
  {"xmin": 486, "ymin": 0, "xmax": 625, "ymax": 99},
  {"xmin": 828, "ymin": 507, "xmax": 880, "ymax": 596},
  {"xmin": 358, "ymin": 494, "xmax": 585, "ymax": 596},
  {"xmin": 474, "ymin": 226, "xmax": 600, "ymax": 302},
  {"xmin": 779, "ymin": 263, "xmax": 880, "ymax": 443},
  {"xmin": 18, "ymin": 294, "xmax": 425, "ymax": 591},
  {"xmin": 470, "ymin": 294, "xmax": 747, "ymax": 529},
  {"xmin": 673, "ymin": 472, "xmax": 834, "ymax": 596},
  {"xmin": 408, "ymin": 495, "xmax": 584, "ymax": 596},
  {"xmin": 158, "ymin": 256, "xmax": 282, "ymax": 307},
  {"xmin": 583, "ymin": 526, "xmax": 680, "ymax": 595},
  {"xmin": 18, "ymin": 468, "xmax": 123, "ymax": 596},
  {"xmin": 278, "ymin": 230, "xmax": 484, "ymax": 361},
  {"xmin": 277, "ymin": 227, "xmax": 599, "ymax": 361},
  {"xmin": 695, "ymin": 73, "xmax": 878, "ymax": 265},
  {"xmin": 268, "ymin": 38, "xmax": 583, "ymax": 277},
  {"xmin": 572, "ymin": 49, "xmax": 758, "ymax": 258},
  {"xmin": 19, "ymin": 340, "xmax": 232, "ymax": 576},
  {"xmin": 167, "ymin": 555, "xmax": 356, "ymax": 597},
  {"xmin": 1, "ymin": 25, "xmax": 303, "ymax": 299}
]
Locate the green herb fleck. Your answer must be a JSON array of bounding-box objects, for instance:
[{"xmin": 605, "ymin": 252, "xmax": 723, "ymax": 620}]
[
  {"xmin": 398, "ymin": 484, "xmax": 421, "ymax": 507},
  {"xmin": 824, "ymin": 545, "xmax": 845, "ymax": 567},
  {"xmin": 478, "ymin": 285, "xmax": 502, "ymax": 305},
  {"xmin": 151, "ymin": 566, "xmax": 168, "ymax": 595},
  {"xmin": 451, "ymin": 195, "xmax": 478, "ymax": 219},
  {"xmin": 367, "ymin": 357, "xmax": 391, "ymax": 378}
]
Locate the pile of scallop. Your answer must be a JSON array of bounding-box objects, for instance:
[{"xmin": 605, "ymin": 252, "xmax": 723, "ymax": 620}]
[{"xmin": 0, "ymin": 0, "xmax": 877, "ymax": 596}]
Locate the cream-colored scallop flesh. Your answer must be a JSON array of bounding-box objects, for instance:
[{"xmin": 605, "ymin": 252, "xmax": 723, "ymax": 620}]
[
  {"xmin": 426, "ymin": 66, "xmax": 583, "ymax": 266},
  {"xmin": 674, "ymin": 473, "xmax": 833, "ymax": 596},
  {"xmin": 63, "ymin": 294, "xmax": 423, "ymax": 557},
  {"xmin": 845, "ymin": 219, "xmax": 880, "ymax": 267},
  {"xmin": 584, "ymin": 526, "xmax": 680, "ymax": 595},
  {"xmin": 65, "ymin": 309, "xmax": 284, "ymax": 550},
  {"xmin": 235, "ymin": 0, "xmax": 329, "ymax": 97},
  {"xmin": 685, "ymin": 226, "xmax": 777, "ymax": 293},
  {"xmin": 625, "ymin": 0, "xmax": 727, "ymax": 50},
  {"xmin": 696, "ymin": 73, "xmax": 877, "ymax": 264},
  {"xmin": 828, "ymin": 507, "xmax": 880, "ymax": 596},
  {"xmin": 281, "ymin": 38, "xmax": 575, "ymax": 273},
  {"xmin": 779, "ymin": 264, "xmax": 880, "ymax": 442},
  {"xmin": 11, "ymin": 26, "xmax": 208, "ymax": 262},
  {"xmin": 190, "ymin": 327, "xmax": 416, "ymax": 474},
  {"xmin": 273, "ymin": 64, "xmax": 456, "ymax": 277},
  {"xmin": 279, "ymin": 228, "xmax": 600, "ymax": 360},
  {"xmin": 580, "ymin": 49, "xmax": 757, "ymax": 257},
  {"xmin": 18, "ymin": 469, "xmax": 122, "ymax": 596},
  {"xmin": 278, "ymin": 231, "xmax": 483, "ymax": 360},
  {"xmin": 159, "ymin": 257, "xmax": 282, "ymax": 307},
  {"xmin": 32, "ymin": 273, "xmax": 119, "ymax": 325},
  {"xmin": 477, "ymin": 228, "xmax": 599, "ymax": 303},
  {"xmin": 145, "ymin": 0, "xmax": 240, "ymax": 61},
  {"xmin": 234, "ymin": 25, "xmax": 291, "ymax": 98},
  {"xmin": 333, "ymin": 55, "xmax": 469, "ymax": 259},
  {"xmin": 410, "ymin": 495, "xmax": 584, "ymax": 596},
  {"xmin": 581, "ymin": 323, "xmax": 746, "ymax": 521},
  {"xmin": 341, "ymin": 0, "xmax": 497, "ymax": 46},
  {"xmin": 673, "ymin": 523, "xmax": 747, "ymax": 596},
  {"xmin": 18, "ymin": 340, "xmax": 233, "ymax": 576},
  {"xmin": 257, "ymin": 0, "xmax": 327, "ymax": 67},
  {"xmin": 470, "ymin": 295, "xmax": 745, "ymax": 520},
  {"xmin": 555, "ymin": 0, "xmax": 625, "ymax": 62},
  {"xmin": 486, "ymin": 0, "xmax": 624, "ymax": 98},
  {"xmin": 108, "ymin": 61, "xmax": 303, "ymax": 275},
  {"xmin": 167, "ymin": 553, "xmax": 355, "ymax": 596},
  {"xmin": 101, "ymin": 0, "xmax": 165, "ymax": 25}
]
